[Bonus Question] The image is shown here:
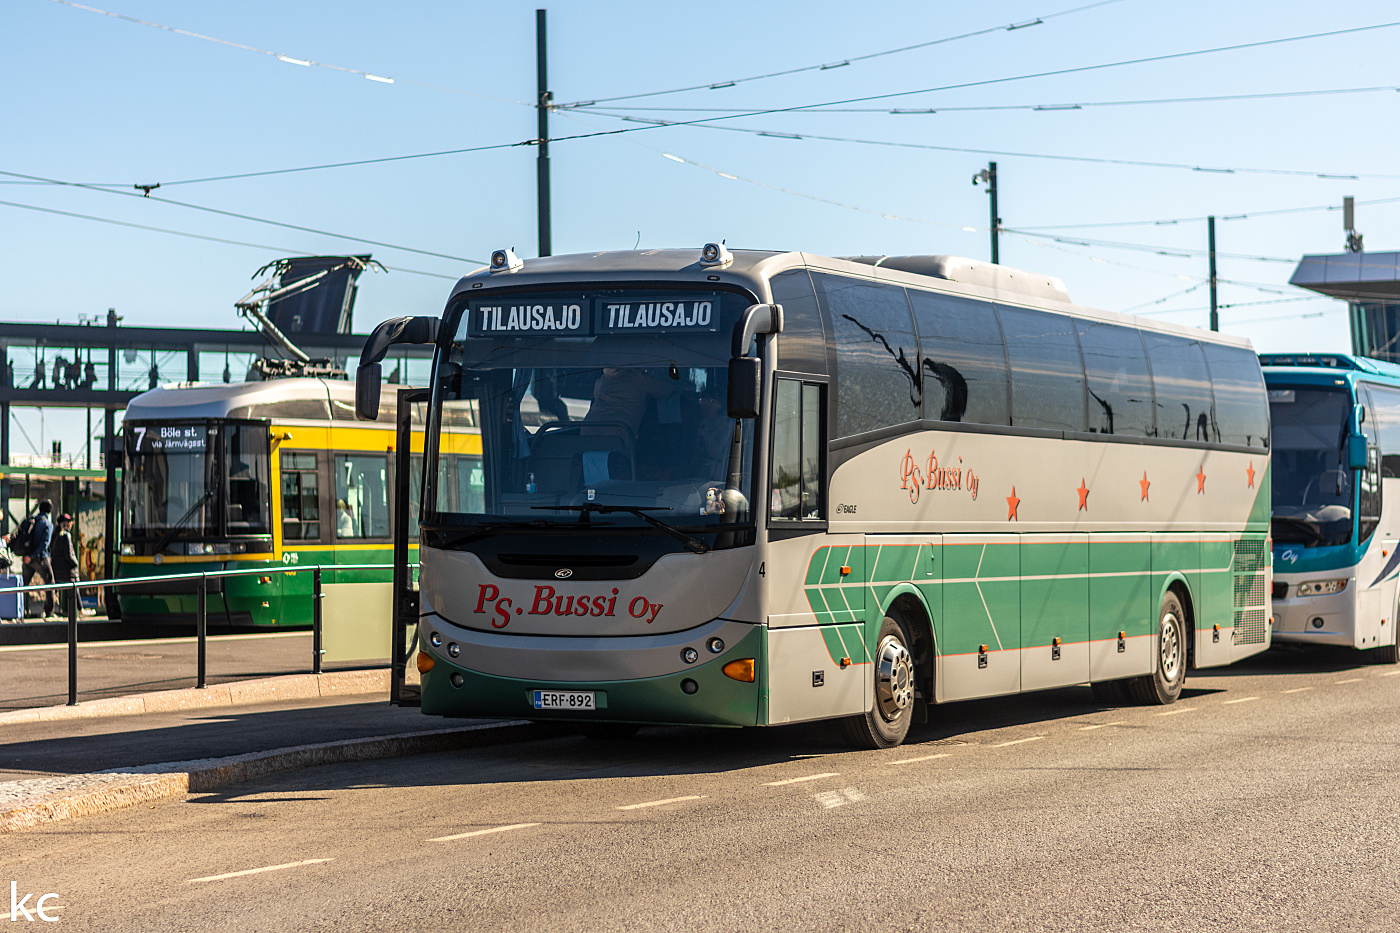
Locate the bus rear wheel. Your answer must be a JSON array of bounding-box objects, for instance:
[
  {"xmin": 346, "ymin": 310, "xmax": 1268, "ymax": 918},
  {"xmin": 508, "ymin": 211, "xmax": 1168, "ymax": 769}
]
[
  {"xmin": 1127, "ymin": 591, "xmax": 1187, "ymax": 705},
  {"xmin": 841, "ymin": 616, "xmax": 915, "ymax": 750}
]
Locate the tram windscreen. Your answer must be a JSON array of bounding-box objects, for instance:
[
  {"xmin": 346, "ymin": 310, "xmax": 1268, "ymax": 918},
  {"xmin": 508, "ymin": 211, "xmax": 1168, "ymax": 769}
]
[
  {"xmin": 1269, "ymin": 385, "xmax": 1353, "ymax": 547},
  {"xmin": 429, "ymin": 290, "xmax": 755, "ymax": 534},
  {"xmin": 125, "ymin": 422, "xmax": 271, "ymax": 539}
]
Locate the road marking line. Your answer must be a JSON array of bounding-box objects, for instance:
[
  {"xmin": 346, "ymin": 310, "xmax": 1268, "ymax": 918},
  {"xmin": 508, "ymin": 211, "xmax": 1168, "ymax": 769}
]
[
  {"xmin": 428, "ymin": 823, "xmax": 540, "ymax": 842},
  {"xmin": 991, "ymin": 736, "xmax": 1044, "ymax": 748},
  {"xmin": 1335, "ymin": 678, "xmax": 1363, "ymax": 684},
  {"xmin": 813, "ymin": 790, "xmax": 846, "ymax": 808},
  {"xmin": 189, "ymin": 858, "xmax": 332, "ymax": 883},
  {"xmin": 616, "ymin": 795, "xmax": 705, "ymax": 810},
  {"xmin": 841, "ymin": 787, "xmax": 867, "ymax": 802},
  {"xmin": 1381, "ymin": 671, "xmax": 1400, "ymax": 677},
  {"xmin": 890, "ymin": 753, "xmax": 950, "ymax": 765},
  {"xmin": 1223, "ymin": 696, "xmax": 1259, "ymax": 705},
  {"xmin": 1157, "ymin": 707, "xmax": 1195, "ymax": 716},
  {"xmin": 762, "ymin": 772, "xmax": 839, "ymax": 786},
  {"xmin": 1079, "ymin": 721, "xmax": 1126, "ymax": 731},
  {"xmin": 1283, "ymin": 687, "xmax": 1314, "ymax": 693}
]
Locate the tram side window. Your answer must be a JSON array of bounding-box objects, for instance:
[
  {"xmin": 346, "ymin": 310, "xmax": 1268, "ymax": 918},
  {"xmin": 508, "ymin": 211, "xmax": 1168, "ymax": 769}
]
[
  {"xmin": 907, "ymin": 290, "xmax": 1010, "ymax": 426},
  {"xmin": 1202, "ymin": 343, "xmax": 1270, "ymax": 449},
  {"xmin": 1075, "ymin": 320, "xmax": 1155, "ymax": 437},
  {"xmin": 280, "ymin": 452, "xmax": 321, "ymax": 541},
  {"xmin": 335, "ymin": 453, "xmax": 390, "ymax": 539},
  {"xmin": 1143, "ymin": 332, "xmax": 1216, "ymax": 442},
  {"xmin": 435, "ymin": 455, "xmax": 485, "ymax": 514},
  {"xmin": 999, "ymin": 306, "xmax": 1087, "ymax": 432},
  {"xmin": 226, "ymin": 424, "xmax": 271, "ymax": 534},
  {"xmin": 815, "ymin": 273, "xmax": 920, "ymax": 438},
  {"xmin": 770, "ymin": 379, "xmax": 824, "ymax": 521}
]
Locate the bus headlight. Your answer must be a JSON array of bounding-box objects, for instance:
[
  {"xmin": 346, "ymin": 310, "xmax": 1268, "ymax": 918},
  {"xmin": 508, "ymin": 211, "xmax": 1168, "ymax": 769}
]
[{"xmin": 1297, "ymin": 579, "xmax": 1348, "ymax": 596}]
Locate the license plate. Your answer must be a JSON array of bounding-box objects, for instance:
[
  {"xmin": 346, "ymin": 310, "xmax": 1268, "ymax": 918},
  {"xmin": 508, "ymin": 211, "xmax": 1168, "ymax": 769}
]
[{"xmin": 532, "ymin": 689, "xmax": 595, "ymax": 711}]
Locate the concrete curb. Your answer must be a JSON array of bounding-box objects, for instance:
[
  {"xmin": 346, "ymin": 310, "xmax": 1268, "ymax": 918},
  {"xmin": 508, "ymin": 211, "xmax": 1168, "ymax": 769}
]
[
  {"xmin": 0, "ymin": 669, "xmax": 391, "ymax": 726},
  {"xmin": 0, "ymin": 720, "xmax": 563, "ymax": 834}
]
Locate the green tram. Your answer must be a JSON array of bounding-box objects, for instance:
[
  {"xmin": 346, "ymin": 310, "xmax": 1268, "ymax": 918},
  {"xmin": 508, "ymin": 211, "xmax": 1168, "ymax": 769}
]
[{"xmin": 117, "ymin": 378, "xmax": 478, "ymax": 626}]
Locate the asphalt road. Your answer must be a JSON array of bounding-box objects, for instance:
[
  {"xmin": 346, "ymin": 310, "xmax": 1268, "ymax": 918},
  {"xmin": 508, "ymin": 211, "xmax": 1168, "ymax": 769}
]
[
  {"xmin": 9, "ymin": 645, "xmax": 1400, "ymax": 932},
  {"xmin": 0, "ymin": 633, "xmax": 333, "ymax": 710}
]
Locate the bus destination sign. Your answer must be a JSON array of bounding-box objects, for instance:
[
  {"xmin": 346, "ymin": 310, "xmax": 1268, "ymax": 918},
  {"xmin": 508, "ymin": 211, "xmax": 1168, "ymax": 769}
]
[{"xmin": 468, "ymin": 294, "xmax": 720, "ymax": 337}]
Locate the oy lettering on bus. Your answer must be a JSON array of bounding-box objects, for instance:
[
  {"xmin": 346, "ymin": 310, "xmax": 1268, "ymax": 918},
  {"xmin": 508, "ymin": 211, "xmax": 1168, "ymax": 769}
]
[{"xmin": 474, "ymin": 584, "xmax": 662, "ymax": 628}]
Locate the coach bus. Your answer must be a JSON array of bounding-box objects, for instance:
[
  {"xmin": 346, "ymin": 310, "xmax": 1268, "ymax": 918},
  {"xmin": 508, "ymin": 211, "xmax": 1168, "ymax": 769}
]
[
  {"xmin": 1262, "ymin": 353, "xmax": 1400, "ymax": 663},
  {"xmin": 359, "ymin": 245, "xmax": 1272, "ymax": 748},
  {"xmin": 117, "ymin": 377, "xmax": 477, "ymax": 626}
]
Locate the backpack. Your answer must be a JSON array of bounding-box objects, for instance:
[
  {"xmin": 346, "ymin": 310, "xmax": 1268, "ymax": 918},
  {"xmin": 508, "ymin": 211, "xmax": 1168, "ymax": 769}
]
[{"xmin": 9, "ymin": 515, "xmax": 36, "ymax": 558}]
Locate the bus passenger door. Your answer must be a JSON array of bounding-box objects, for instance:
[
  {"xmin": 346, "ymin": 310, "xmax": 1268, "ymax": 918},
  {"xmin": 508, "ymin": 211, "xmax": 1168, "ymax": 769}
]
[
  {"xmin": 1020, "ymin": 534, "xmax": 1089, "ymax": 691},
  {"xmin": 390, "ymin": 388, "xmax": 429, "ymax": 707}
]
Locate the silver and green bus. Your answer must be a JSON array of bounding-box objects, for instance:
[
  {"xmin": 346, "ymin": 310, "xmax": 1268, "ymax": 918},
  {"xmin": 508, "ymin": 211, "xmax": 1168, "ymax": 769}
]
[{"xmin": 359, "ymin": 245, "xmax": 1272, "ymax": 748}]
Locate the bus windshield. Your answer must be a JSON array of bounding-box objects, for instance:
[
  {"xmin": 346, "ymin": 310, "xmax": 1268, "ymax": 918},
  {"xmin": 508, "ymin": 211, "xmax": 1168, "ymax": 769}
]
[
  {"xmin": 125, "ymin": 421, "xmax": 272, "ymax": 540},
  {"xmin": 427, "ymin": 289, "xmax": 755, "ymax": 537},
  {"xmin": 1269, "ymin": 385, "xmax": 1352, "ymax": 547}
]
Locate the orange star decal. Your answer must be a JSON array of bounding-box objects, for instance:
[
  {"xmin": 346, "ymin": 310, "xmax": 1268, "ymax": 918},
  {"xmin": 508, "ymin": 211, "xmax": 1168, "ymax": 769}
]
[
  {"xmin": 1196, "ymin": 465, "xmax": 1207, "ymax": 494},
  {"xmin": 1139, "ymin": 471, "xmax": 1150, "ymax": 501},
  {"xmin": 1246, "ymin": 461, "xmax": 1256, "ymax": 488},
  {"xmin": 1006, "ymin": 486, "xmax": 1020, "ymax": 521},
  {"xmin": 1076, "ymin": 478, "xmax": 1089, "ymax": 511}
]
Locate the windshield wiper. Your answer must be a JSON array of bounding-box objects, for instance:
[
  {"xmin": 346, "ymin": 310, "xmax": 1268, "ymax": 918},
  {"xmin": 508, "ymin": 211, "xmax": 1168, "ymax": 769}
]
[
  {"xmin": 152, "ymin": 490, "xmax": 215, "ymax": 555},
  {"xmin": 532, "ymin": 504, "xmax": 709, "ymax": 554}
]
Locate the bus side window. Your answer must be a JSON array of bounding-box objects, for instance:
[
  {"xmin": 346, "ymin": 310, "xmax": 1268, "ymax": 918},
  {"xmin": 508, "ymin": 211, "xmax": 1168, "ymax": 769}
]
[
  {"xmin": 770, "ymin": 379, "xmax": 825, "ymax": 522},
  {"xmin": 1360, "ymin": 446, "xmax": 1382, "ymax": 543}
]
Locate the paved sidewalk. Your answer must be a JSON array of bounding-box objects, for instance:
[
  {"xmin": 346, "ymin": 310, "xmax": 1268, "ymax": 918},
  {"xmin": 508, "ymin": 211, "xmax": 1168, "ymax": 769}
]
[{"xmin": 0, "ymin": 682, "xmax": 549, "ymax": 833}]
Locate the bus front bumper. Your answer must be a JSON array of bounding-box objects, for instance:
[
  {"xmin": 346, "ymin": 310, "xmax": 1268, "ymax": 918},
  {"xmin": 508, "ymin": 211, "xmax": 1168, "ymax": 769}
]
[
  {"xmin": 417, "ymin": 616, "xmax": 763, "ymax": 726},
  {"xmin": 1271, "ymin": 581, "xmax": 1357, "ymax": 647}
]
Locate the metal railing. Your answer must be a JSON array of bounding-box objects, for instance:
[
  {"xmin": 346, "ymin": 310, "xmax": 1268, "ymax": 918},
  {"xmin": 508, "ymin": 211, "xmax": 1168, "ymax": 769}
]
[{"xmin": 0, "ymin": 562, "xmax": 416, "ymax": 707}]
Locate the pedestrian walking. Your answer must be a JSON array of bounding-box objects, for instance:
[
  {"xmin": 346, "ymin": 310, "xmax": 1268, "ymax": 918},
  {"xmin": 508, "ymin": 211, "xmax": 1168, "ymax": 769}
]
[
  {"xmin": 22, "ymin": 499, "xmax": 55, "ymax": 619},
  {"xmin": 51, "ymin": 513, "xmax": 80, "ymax": 617}
]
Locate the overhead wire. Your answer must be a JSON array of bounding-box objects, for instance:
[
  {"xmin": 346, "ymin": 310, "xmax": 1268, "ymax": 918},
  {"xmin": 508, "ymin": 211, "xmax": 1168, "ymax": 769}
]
[
  {"xmin": 0, "ymin": 169, "xmax": 486, "ymax": 264},
  {"xmin": 577, "ymin": 84, "xmax": 1400, "ymax": 115},
  {"xmin": 46, "ymin": 0, "xmax": 533, "ymax": 107},
  {"xmin": 554, "ymin": 0, "xmax": 1129, "ymax": 109},
  {"xmin": 0, "ymin": 199, "xmax": 462, "ymax": 279}
]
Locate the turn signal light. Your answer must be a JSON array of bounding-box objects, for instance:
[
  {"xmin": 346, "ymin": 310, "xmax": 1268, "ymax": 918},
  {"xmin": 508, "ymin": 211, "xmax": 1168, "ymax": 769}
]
[
  {"xmin": 722, "ymin": 658, "xmax": 755, "ymax": 683},
  {"xmin": 416, "ymin": 653, "xmax": 434, "ymax": 674}
]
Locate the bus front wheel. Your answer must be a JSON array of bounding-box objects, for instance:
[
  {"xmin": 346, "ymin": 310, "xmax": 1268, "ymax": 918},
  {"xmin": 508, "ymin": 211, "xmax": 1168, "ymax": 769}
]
[
  {"xmin": 841, "ymin": 616, "xmax": 915, "ymax": 749},
  {"xmin": 1127, "ymin": 591, "xmax": 1187, "ymax": 705}
]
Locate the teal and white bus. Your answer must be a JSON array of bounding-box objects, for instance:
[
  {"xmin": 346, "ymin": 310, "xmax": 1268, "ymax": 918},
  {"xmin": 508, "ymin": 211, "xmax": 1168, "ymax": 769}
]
[
  {"xmin": 360, "ymin": 246, "xmax": 1272, "ymax": 748},
  {"xmin": 1262, "ymin": 353, "xmax": 1400, "ymax": 663}
]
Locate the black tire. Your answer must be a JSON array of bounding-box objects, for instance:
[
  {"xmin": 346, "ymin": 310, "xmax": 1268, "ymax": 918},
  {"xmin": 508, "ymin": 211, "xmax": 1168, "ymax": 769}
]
[
  {"xmin": 1090, "ymin": 679, "xmax": 1131, "ymax": 705},
  {"xmin": 1127, "ymin": 591, "xmax": 1187, "ymax": 705},
  {"xmin": 578, "ymin": 723, "xmax": 641, "ymax": 740},
  {"xmin": 840, "ymin": 615, "xmax": 916, "ymax": 750},
  {"xmin": 1371, "ymin": 630, "xmax": 1400, "ymax": 665}
]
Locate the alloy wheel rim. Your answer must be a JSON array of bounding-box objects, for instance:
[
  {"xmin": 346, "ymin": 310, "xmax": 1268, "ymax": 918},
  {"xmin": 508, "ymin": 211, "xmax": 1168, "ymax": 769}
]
[
  {"xmin": 875, "ymin": 634, "xmax": 914, "ymax": 721},
  {"xmin": 1160, "ymin": 612, "xmax": 1182, "ymax": 682}
]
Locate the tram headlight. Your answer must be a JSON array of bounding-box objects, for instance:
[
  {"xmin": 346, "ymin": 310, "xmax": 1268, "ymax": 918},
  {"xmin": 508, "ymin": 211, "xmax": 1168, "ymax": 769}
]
[
  {"xmin": 121, "ymin": 544, "xmax": 136, "ymax": 555},
  {"xmin": 1297, "ymin": 579, "xmax": 1348, "ymax": 596}
]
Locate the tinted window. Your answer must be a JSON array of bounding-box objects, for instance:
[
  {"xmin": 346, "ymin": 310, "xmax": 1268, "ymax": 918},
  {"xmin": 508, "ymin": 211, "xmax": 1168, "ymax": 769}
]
[
  {"xmin": 770, "ymin": 269, "xmax": 827, "ymax": 376},
  {"xmin": 770, "ymin": 379, "xmax": 824, "ymax": 521},
  {"xmin": 1202, "ymin": 343, "xmax": 1268, "ymax": 448},
  {"xmin": 907, "ymin": 290, "xmax": 1010, "ymax": 426},
  {"xmin": 1365, "ymin": 383, "xmax": 1400, "ymax": 477},
  {"xmin": 1144, "ymin": 332, "xmax": 1216, "ymax": 442},
  {"xmin": 1074, "ymin": 320, "xmax": 1155, "ymax": 437},
  {"xmin": 999, "ymin": 306, "xmax": 1087, "ymax": 432},
  {"xmin": 816, "ymin": 274, "xmax": 920, "ymax": 438}
]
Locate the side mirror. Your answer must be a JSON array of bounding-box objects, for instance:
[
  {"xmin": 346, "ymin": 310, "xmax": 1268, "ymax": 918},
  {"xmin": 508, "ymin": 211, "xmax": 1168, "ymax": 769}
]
[
  {"xmin": 1347, "ymin": 434, "xmax": 1368, "ymax": 471},
  {"xmin": 727, "ymin": 357, "xmax": 761, "ymax": 419},
  {"xmin": 356, "ymin": 363, "xmax": 382, "ymax": 421}
]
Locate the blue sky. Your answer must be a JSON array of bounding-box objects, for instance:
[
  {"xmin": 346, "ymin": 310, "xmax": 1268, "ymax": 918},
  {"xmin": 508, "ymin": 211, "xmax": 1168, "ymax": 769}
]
[{"xmin": 4, "ymin": 0, "xmax": 1400, "ymax": 454}]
